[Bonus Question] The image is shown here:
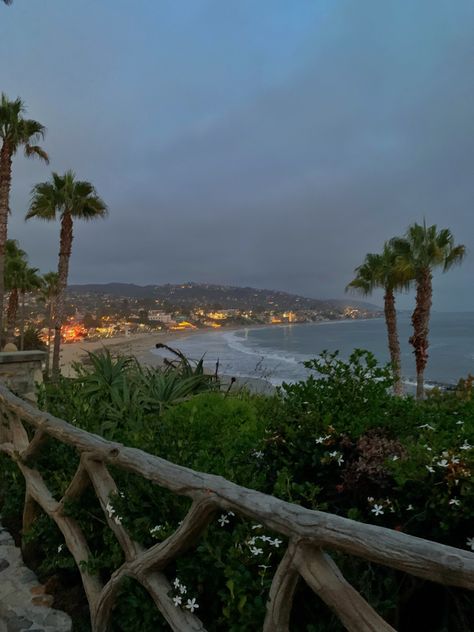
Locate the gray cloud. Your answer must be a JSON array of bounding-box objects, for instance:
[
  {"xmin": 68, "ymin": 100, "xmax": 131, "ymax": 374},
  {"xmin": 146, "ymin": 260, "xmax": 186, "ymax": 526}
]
[{"xmin": 2, "ymin": 0, "xmax": 473, "ymax": 309}]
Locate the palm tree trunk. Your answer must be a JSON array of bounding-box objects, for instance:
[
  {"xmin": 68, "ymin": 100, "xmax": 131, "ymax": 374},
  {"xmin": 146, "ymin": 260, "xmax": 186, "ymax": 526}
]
[
  {"xmin": 6, "ymin": 287, "xmax": 18, "ymax": 344},
  {"xmin": 384, "ymin": 288, "xmax": 402, "ymax": 395},
  {"xmin": 52, "ymin": 212, "xmax": 73, "ymax": 380},
  {"xmin": 45, "ymin": 300, "xmax": 53, "ymax": 377},
  {"xmin": 0, "ymin": 142, "xmax": 12, "ymax": 346},
  {"xmin": 409, "ymin": 269, "xmax": 432, "ymax": 400},
  {"xmin": 19, "ymin": 290, "xmax": 25, "ymax": 350}
]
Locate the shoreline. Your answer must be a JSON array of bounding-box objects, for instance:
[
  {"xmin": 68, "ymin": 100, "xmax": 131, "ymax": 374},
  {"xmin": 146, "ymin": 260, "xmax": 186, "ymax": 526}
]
[
  {"xmin": 57, "ymin": 319, "xmax": 461, "ymax": 394},
  {"xmin": 59, "ymin": 330, "xmax": 195, "ymax": 377},
  {"xmin": 58, "ymin": 316, "xmax": 384, "ymax": 377}
]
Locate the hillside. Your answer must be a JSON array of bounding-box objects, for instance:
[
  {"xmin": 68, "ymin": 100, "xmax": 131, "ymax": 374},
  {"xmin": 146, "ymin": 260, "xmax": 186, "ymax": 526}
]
[{"xmin": 68, "ymin": 282, "xmax": 381, "ymax": 312}]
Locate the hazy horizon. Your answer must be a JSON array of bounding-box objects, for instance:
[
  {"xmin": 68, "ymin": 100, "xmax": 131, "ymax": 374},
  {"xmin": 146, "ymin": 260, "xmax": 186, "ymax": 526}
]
[{"xmin": 2, "ymin": 1, "xmax": 473, "ymax": 309}]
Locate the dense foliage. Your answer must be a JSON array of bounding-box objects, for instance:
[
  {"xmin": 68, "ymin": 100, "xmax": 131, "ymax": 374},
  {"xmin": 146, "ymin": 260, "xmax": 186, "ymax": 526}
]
[{"xmin": 1, "ymin": 349, "xmax": 473, "ymax": 631}]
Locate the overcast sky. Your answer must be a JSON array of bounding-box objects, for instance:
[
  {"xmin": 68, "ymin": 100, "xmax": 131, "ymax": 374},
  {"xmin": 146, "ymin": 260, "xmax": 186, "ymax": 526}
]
[{"xmin": 1, "ymin": 0, "xmax": 473, "ymax": 309}]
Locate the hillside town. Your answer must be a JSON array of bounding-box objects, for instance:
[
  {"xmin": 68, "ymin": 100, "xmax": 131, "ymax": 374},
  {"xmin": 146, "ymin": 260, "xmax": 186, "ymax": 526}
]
[{"xmin": 19, "ymin": 283, "xmax": 381, "ymax": 344}]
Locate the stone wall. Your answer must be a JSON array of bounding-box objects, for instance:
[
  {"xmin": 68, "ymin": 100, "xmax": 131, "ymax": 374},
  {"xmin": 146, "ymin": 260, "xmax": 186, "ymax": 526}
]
[
  {"xmin": 0, "ymin": 351, "xmax": 45, "ymax": 403},
  {"xmin": 0, "ymin": 522, "xmax": 72, "ymax": 632}
]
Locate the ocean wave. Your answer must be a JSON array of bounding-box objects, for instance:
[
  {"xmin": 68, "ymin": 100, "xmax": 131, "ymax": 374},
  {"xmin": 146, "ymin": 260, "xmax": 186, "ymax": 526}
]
[
  {"xmin": 223, "ymin": 330, "xmax": 306, "ymax": 367},
  {"xmin": 402, "ymin": 379, "xmax": 456, "ymax": 391}
]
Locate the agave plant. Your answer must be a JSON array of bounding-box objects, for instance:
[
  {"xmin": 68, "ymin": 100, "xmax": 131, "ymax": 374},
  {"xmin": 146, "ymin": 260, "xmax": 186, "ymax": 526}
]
[
  {"xmin": 73, "ymin": 349, "xmax": 219, "ymax": 433},
  {"xmin": 137, "ymin": 365, "xmax": 217, "ymax": 415},
  {"xmin": 155, "ymin": 342, "xmax": 219, "ymax": 384}
]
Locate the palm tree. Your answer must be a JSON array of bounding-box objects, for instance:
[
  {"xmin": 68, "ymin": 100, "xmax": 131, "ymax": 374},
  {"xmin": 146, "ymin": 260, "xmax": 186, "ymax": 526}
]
[
  {"xmin": 347, "ymin": 244, "xmax": 411, "ymax": 395},
  {"xmin": 38, "ymin": 271, "xmax": 59, "ymax": 376},
  {"xmin": 391, "ymin": 222, "xmax": 465, "ymax": 399},
  {"xmin": 26, "ymin": 171, "xmax": 107, "ymax": 378},
  {"xmin": 18, "ymin": 265, "xmax": 42, "ymax": 350},
  {"xmin": 0, "ymin": 94, "xmax": 48, "ymax": 341},
  {"xmin": 4, "ymin": 239, "xmax": 27, "ymax": 343}
]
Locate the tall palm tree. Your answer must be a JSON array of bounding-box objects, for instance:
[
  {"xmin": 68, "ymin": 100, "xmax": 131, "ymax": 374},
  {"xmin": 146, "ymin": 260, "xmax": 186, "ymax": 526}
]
[
  {"xmin": 347, "ymin": 244, "xmax": 411, "ymax": 395},
  {"xmin": 391, "ymin": 222, "xmax": 465, "ymax": 399},
  {"xmin": 18, "ymin": 265, "xmax": 42, "ymax": 350},
  {"xmin": 38, "ymin": 271, "xmax": 60, "ymax": 377},
  {"xmin": 0, "ymin": 94, "xmax": 48, "ymax": 341},
  {"xmin": 26, "ymin": 171, "xmax": 108, "ymax": 378}
]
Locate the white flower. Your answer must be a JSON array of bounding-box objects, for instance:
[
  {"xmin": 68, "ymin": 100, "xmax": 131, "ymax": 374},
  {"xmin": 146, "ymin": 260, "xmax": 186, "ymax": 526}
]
[
  {"xmin": 371, "ymin": 504, "xmax": 384, "ymax": 516},
  {"xmin": 449, "ymin": 498, "xmax": 461, "ymax": 506},
  {"xmin": 367, "ymin": 496, "xmax": 374, "ymax": 503},
  {"xmin": 466, "ymin": 537, "xmax": 474, "ymax": 551},
  {"xmin": 150, "ymin": 525, "xmax": 163, "ymax": 537},
  {"xmin": 316, "ymin": 434, "xmax": 331, "ymax": 444},
  {"xmin": 460, "ymin": 441, "xmax": 471, "ymax": 451},
  {"xmin": 407, "ymin": 504, "xmax": 414, "ymax": 511},
  {"xmin": 185, "ymin": 598, "xmax": 199, "ymax": 613},
  {"xmin": 251, "ymin": 524, "xmax": 262, "ymax": 530},
  {"xmin": 228, "ymin": 511, "xmax": 235, "ymax": 516},
  {"xmin": 253, "ymin": 450, "xmax": 264, "ymax": 459},
  {"xmin": 426, "ymin": 465, "xmax": 435, "ymax": 473},
  {"xmin": 249, "ymin": 546, "xmax": 263, "ymax": 556},
  {"xmin": 337, "ymin": 455, "xmax": 344, "ymax": 466},
  {"xmin": 391, "ymin": 455, "xmax": 400, "ymax": 461},
  {"xmin": 179, "ymin": 584, "xmax": 187, "ymax": 595},
  {"xmin": 437, "ymin": 459, "xmax": 449, "ymax": 468},
  {"xmin": 418, "ymin": 424, "xmax": 435, "ymax": 430},
  {"xmin": 173, "ymin": 595, "xmax": 182, "ymax": 607},
  {"xmin": 114, "ymin": 515, "xmax": 123, "ymax": 525},
  {"xmin": 329, "ymin": 450, "xmax": 338, "ymax": 458},
  {"xmin": 218, "ymin": 514, "xmax": 230, "ymax": 527},
  {"xmin": 173, "ymin": 578, "xmax": 181, "ymax": 589},
  {"xmin": 57, "ymin": 544, "xmax": 64, "ymax": 553},
  {"xmin": 456, "ymin": 420, "xmax": 464, "ymax": 425},
  {"xmin": 248, "ymin": 537, "xmax": 257, "ymax": 546},
  {"xmin": 271, "ymin": 538, "xmax": 282, "ymax": 548},
  {"xmin": 258, "ymin": 564, "xmax": 271, "ymax": 570},
  {"xmin": 105, "ymin": 502, "xmax": 115, "ymax": 518},
  {"xmin": 451, "ymin": 457, "xmax": 460, "ymax": 464}
]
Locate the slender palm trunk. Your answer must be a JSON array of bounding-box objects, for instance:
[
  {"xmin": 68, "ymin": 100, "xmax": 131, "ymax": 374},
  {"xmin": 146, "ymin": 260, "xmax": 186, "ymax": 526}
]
[
  {"xmin": 45, "ymin": 300, "xmax": 53, "ymax": 377},
  {"xmin": 52, "ymin": 212, "xmax": 73, "ymax": 379},
  {"xmin": 409, "ymin": 269, "xmax": 432, "ymax": 400},
  {"xmin": 19, "ymin": 290, "xmax": 25, "ymax": 350},
  {"xmin": 6, "ymin": 288, "xmax": 18, "ymax": 344},
  {"xmin": 0, "ymin": 142, "xmax": 12, "ymax": 345},
  {"xmin": 384, "ymin": 288, "xmax": 402, "ymax": 395}
]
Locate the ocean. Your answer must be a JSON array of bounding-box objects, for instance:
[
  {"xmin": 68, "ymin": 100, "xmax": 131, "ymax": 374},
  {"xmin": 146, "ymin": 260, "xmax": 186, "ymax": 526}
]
[{"xmin": 152, "ymin": 312, "xmax": 474, "ymax": 389}]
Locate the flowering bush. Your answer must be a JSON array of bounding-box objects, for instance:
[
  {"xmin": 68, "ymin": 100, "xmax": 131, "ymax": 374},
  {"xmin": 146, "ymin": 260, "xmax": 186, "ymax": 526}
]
[{"xmin": 0, "ymin": 349, "xmax": 473, "ymax": 630}]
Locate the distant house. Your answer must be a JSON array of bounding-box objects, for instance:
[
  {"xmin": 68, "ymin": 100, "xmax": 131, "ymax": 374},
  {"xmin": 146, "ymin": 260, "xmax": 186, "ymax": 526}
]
[{"xmin": 148, "ymin": 310, "xmax": 173, "ymax": 323}]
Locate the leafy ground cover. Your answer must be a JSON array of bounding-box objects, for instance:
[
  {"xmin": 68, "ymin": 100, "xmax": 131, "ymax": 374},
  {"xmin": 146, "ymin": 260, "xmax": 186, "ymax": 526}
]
[{"xmin": 1, "ymin": 349, "xmax": 473, "ymax": 631}]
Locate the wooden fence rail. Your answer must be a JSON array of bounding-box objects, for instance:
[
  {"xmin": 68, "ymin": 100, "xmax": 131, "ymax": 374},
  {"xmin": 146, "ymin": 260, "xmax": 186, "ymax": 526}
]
[{"xmin": 0, "ymin": 382, "xmax": 473, "ymax": 631}]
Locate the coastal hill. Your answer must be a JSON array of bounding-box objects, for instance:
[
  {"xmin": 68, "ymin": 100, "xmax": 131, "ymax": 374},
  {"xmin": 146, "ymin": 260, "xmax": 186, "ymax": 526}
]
[{"xmin": 68, "ymin": 282, "xmax": 380, "ymax": 312}]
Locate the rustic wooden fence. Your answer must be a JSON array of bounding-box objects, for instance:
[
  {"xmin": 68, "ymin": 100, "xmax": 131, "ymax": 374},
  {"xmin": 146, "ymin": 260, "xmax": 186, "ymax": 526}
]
[{"xmin": 0, "ymin": 381, "xmax": 473, "ymax": 631}]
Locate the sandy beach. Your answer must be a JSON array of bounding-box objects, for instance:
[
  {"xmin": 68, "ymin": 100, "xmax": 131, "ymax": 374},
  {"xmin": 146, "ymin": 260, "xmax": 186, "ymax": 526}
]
[
  {"xmin": 59, "ymin": 329, "xmax": 196, "ymax": 377},
  {"xmin": 58, "ymin": 327, "xmax": 276, "ymax": 394}
]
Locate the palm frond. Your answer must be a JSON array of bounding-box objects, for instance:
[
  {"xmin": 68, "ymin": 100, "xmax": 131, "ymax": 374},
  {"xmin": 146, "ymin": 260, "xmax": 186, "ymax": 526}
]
[
  {"xmin": 24, "ymin": 144, "xmax": 49, "ymax": 163},
  {"xmin": 393, "ymin": 222, "xmax": 465, "ymax": 278},
  {"xmin": 26, "ymin": 171, "xmax": 107, "ymax": 222}
]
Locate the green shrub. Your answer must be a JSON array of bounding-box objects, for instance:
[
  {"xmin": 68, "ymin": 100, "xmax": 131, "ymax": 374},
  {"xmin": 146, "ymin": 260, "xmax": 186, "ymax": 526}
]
[{"xmin": 2, "ymin": 349, "xmax": 473, "ymax": 631}]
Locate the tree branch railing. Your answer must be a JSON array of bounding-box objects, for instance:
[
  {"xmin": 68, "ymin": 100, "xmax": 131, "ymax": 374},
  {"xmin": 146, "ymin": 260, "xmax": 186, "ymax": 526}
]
[{"xmin": 0, "ymin": 382, "xmax": 473, "ymax": 631}]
